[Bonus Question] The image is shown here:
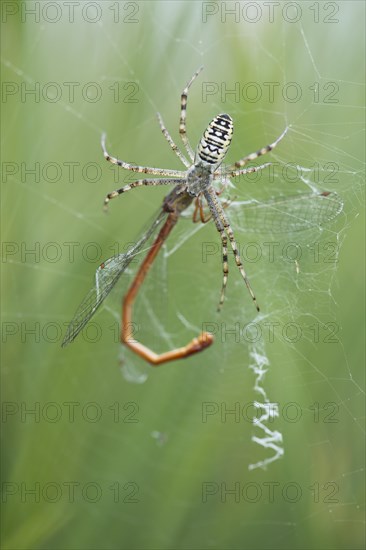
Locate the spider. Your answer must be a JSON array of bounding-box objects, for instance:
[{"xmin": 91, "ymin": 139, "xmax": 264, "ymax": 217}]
[
  {"xmin": 102, "ymin": 66, "xmax": 287, "ymax": 314},
  {"xmin": 62, "ymin": 67, "xmax": 288, "ymax": 365}
]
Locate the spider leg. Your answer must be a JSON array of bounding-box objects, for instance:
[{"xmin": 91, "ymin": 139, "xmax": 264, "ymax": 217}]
[
  {"xmin": 103, "ymin": 178, "xmax": 183, "ymax": 210},
  {"xmin": 156, "ymin": 112, "xmax": 190, "ymax": 168},
  {"xmin": 218, "ymin": 231, "xmax": 229, "ymax": 309},
  {"xmin": 199, "ymin": 196, "xmax": 229, "ymax": 309},
  {"xmin": 101, "ymin": 133, "xmax": 186, "ymax": 177},
  {"xmin": 192, "ymin": 196, "xmax": 212, "ymax": 224},
  {"xmin": 192, "ymin": 198, "xmax": 200, "ymax": 223},
  {"xmin": 179, "ymin": 66, "xmax": 204, "ymax": 161},
  {"xmin": 224, "ymin": 162, "xmax": 272, "ymax": 179},
  {"xmin": 213, "ymin": 176, "xmax": 230, "ymax": 196},
  {"xmin": 204, "ymin": 187, "xmax": 260, "ymax": 312},
  {"xmin": 192, "ymin": 193, "xmax": 232, "ymax": 224},
  {"xmin": 225, "ymin": 127, "xmax": 288, "ymax": 171}
]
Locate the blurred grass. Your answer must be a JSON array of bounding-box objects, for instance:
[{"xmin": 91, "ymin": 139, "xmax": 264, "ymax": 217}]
[{"xmin": 1, "ymin": 2, "xmax": 365, "ymax": 549}]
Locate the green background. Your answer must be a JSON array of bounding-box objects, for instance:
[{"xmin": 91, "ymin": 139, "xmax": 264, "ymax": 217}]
[{"xmin": 1, "ymin": 1, "xmax": 365, "ymax": 549}]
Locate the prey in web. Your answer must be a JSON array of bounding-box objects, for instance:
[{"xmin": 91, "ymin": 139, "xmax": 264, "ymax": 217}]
[{"xmin": 62, "ymin": 67, "xmax": 343, "ymax": 365}]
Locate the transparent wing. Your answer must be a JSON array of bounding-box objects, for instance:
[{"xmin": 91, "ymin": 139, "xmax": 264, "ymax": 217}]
[
  {"xmin": 62, "ymin": 209, "xmax": 167, "ymax": 347},
  {"xmin": 231, "ymin": 191, "xmax": 343, "ymax": 233}
]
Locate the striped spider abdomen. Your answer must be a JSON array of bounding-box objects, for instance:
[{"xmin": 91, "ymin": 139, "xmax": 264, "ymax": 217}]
[{"xmin": 197, "ymin": 113, "xmax": 234, "ymax": 166}]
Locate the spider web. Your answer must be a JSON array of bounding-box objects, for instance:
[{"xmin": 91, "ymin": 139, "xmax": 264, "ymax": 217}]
[{"xmin": 1, "ymin": 2, "xmax": 365, "ymax": 549}]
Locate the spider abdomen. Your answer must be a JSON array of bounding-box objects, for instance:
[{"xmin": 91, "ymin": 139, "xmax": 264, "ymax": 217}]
[{"xmin": 197, "ymin": 114, "xmax": 233, "ymax": 166}]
